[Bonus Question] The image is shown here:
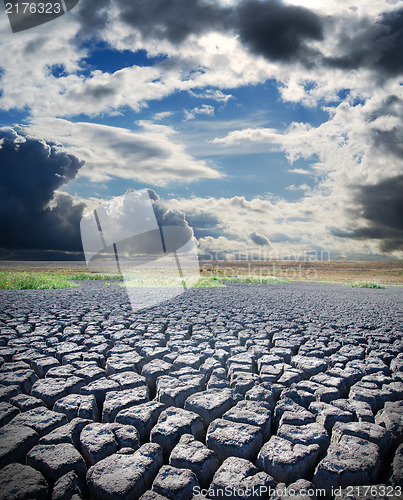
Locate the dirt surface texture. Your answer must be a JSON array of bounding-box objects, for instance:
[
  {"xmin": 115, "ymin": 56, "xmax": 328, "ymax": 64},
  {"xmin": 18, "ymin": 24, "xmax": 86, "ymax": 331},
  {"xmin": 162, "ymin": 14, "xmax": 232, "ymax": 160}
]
[{"xmin": 0, "ymin": 281, "xmax": 402, "ymax": 499}]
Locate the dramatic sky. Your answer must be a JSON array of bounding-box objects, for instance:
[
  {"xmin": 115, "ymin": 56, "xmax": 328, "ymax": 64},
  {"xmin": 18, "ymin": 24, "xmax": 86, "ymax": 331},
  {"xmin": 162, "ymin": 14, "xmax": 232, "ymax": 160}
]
[{"xmin": 0, "ymin": 0, "xmax": 402, "ymax": 260}]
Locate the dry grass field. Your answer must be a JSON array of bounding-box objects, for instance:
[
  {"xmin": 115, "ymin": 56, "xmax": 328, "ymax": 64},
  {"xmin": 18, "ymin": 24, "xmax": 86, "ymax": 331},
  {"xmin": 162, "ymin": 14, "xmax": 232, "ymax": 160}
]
[{"xmin": 200, "ymin": 260, "xmax": 403, "ymax": 285}]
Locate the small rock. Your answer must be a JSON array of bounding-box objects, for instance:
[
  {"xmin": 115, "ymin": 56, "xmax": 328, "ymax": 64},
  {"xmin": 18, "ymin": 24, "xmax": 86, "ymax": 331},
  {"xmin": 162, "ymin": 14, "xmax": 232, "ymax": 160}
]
[
  {"xmin": 309, "ymin": 401, "xmax": 353, "ymax": 433},
  {"xmin": 73, "ymin": 365, "xmax": 105, "ymax": 385},
  {"xmin": 0, "ymin": 401, "xmax": 19, "ymax": 426},
  {"xmin": 80, "ymin": 378, "xmax": 120, "ymax": 406},
  {"xmin": 31, "ymin": 376, "xmax": 84, "ymax": 409},
  {"xmin": 0, "ymin": 369, "xmax": 38, "ymax": 394},
  {"xmin": 331, "ymin": 399, "xmax": 374, "ymax": 423},
  {"xmin": 278, "ymin": 408, "xmax": 316, "ymax": 428},
  {"xmin": 27, "ymin": 443, "xmax": 87, "ymax": 483},
  {"xmin": 30, "ymin": 378, "xmax": 68, "ymax": 408},
  {"xmin": 150, "ymin": 407, "xmax": 204, "ymax": 459},
  {"xmin": 375, "ymin": 401, "xmax": 403, "ymax": 448},
  {"xmin": 290, "ymin": 356, "xmax": 327, "ymax": 378},
  {"xmin": 32, "ymin": 357, "xmax": 60, "ymax": 378},
  {"xmin": 331, "ymin": 421, "xmax": 391, "ymax": 456},
  {"xmin": 280, "ymin": 389, "xmax": 316, "ymax": 409},
  {"xmin": 311, "ymin": 373, "xmax": 349, "ymax": 397},
  {"xmin": 87, "ymin": 443, "xmax": 163, "ymax": 499},
  {"xmin": 116, "ymin": 401, "xmax": 165, "ymax": 441},
  {"xmin": 0, "ymin": 463, "xmax": 48, "ymax": 500},
  {"xmin": 184, "ymin": 388, "xmax": 240, "ymax": 427},
  {"xmin": 51, "ymin": 471, "xmax": 86, "ymax": 500},
  {"xmin": 0, "ymin": 423, "xmax": 39, "ymax": 467},
  {"xmin": 206, "ymin": 418, "xmax": 263, "ymax": 463},
  {"xmin": 102, "ymin": 386, "xmax": 149, "ymax": 422},
  {"xmin": 277, "ymin": 422, "xmax": 329, "ymax": 457},
  {"xmin": 80, "ymin": 423, "xmax": 118, "ymax": 466},
  {"xmin": 314, "ymin": 385, "xmax": 340, "ymax": 403},
  {"xmin": 169, "ymin": 434, "xmax": 218, "ymax": 488},
  {"xmin": 274, "ymin": 398, "xmax": 315, "ymax": 430},
  {"xmin": 39, "ymin": 418, "xmax": 91, "ymax": 449},
  {"xmin": 390, "ymin": 443, "xmax": 403, "ymax": 486},
  {"xmin": 53, "ymin": 394, "xmax": 99, "ymax": 421},
  {"xmin": 244, "ymin": 385, "xmax": 275, "ymax": 411},
  {"xmin": 110, "ymin": 372, "xmax": 147, "ymax": 390},
  {"xmin": 140, "ymin": 491, "xmax": 169, "ymax": 499},
  {"xmin": 257, "ymin": 435, "xmax": 320, "ymax": 484},
  {"xmin": 10, "ymin": 406, "xmax": 68, "ymax": 436},
  {"xmin": 349, "ymin": 384, "xmax": 378, "ymax": 412},
  {"xmin": 210, "ymin": 456, "xmax": 276, "ymax": 499},
  {"xmin": 222, "ymin": 400, "xmax": 271, "ymax": 441},
  {"xmin": 278, "ymin": 369, "xmax": 302, "ymax": 387},
  {"xmin": 9, "ymin": 393, "xmax": 45, "ymax": 412},
  {"xmin": 111, "ymin": 422, "xmax": 141, "ymax": 449},
  {"xmin": 0, "ymin": 384, "xmax": 20, "ymax": 402},
  {"xmin": 339, "ymin": 345, "xmax": 366, "ymax": 361},
  {"xmin": 270, "ymin": 480, "xmax": 317, "ymax": 500},
  {"xmin": 173, "ymin": 354, "xmax": 202, "ymax": 370},
  {"xmin": 152, "ymin": 465, "xmax": 199, "ymax": 500},
  {"xmin": 313, "ymin": 435, "xmax": 381, "ymax": 496},
  {"xmin": 156, "ymin": 376, "xmax": 200, "ymax": 408}
]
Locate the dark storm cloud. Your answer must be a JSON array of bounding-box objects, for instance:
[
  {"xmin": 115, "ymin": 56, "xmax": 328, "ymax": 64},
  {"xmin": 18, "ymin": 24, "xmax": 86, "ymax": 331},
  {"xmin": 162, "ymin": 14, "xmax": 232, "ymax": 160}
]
[
  {"xmin": 325, "ymin": 9, "xmax": 403, "ymax": 77},
  {"xmin": 332, "ymin": 175, "xmax": 403, "ymax": 252},
  {"xmin": 75, "ymin": 0, "xmax": 228, "ymax": 43},
  {"xmin": 73, "ymin": 0, "xmax": 403, "ymax": 77},
  {"xmin": 0, "ymin": 127, "xmax": 86, "ymax": 258},
  {"xmin": 369, "ymin": 96, "xmax": 403, "ymax": 161},
  {"xmin": 117, "ymin": 0, "xmax": 229, "ymax": 44},
  {"xmin": 235, "ymin": 0, "xmax": 323, "ymax": 63},
  {"xmin": 250, "ymin": 232, "xmax": 270, "ymax": 246},
  {"xmin": 75, "ymin": 0, "xmax": 323, "ymax": 64}
]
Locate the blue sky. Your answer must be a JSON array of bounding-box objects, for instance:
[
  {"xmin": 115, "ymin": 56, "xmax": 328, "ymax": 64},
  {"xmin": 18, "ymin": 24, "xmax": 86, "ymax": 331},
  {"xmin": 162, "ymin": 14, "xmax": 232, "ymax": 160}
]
[{"xmin": 0, "ymin": 0, "xmax": 402, "ymax": 260}]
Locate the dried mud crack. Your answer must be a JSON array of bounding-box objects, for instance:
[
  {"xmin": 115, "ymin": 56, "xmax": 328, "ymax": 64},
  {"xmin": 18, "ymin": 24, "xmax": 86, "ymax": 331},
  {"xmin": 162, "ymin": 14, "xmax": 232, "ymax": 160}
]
[{"xmin": 0, "ymin": 281, "xmax": 402, "ymax": 499}]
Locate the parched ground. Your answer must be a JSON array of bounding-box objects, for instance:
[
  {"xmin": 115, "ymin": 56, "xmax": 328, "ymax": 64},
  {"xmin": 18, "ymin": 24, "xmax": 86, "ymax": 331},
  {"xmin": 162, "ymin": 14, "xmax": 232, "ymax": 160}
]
[{"xmin": 0, "ymin": 282, "xmax": 402, "ymax": 499}]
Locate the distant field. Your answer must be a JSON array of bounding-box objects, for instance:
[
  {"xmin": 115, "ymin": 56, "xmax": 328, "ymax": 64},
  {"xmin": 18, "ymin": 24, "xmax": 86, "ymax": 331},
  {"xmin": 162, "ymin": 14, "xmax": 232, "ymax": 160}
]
[
  {"xmin": 200, "ymin": 260, "xmax": 403, "ymax": 285},
  {"xmin": 0, "ymin": 260, "xmax": 402, "ymax": 285}
]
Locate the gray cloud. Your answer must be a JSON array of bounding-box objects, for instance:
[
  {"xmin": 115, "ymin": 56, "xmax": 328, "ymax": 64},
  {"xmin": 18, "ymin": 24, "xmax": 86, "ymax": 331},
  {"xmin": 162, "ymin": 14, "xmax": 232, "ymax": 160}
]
[
  {"xmin": 75, "ymin": 0, "xmax": 228, "ymax": 43},
  {"xmin": 74, "ymin": 0, "xmax": 323, "ymax": 65},
  {"xmin": 250, "ymin": 232, "xmax": 270, "ymax": 246},
  {"xmin": 325, "ymin": 9, "xmax": 403, "ymax": 77},
  {"xmin": 0, "ymin": 127, "xmax": 85, "ymax": 259},
  {"xmin": 73, "ymin": 1, "xmax": 403, "ymax": 78},
  {"xmin": 332, "ymin": 175, "xmax": 403, "ymax": 252},
  {"xmin": 235, "ymin": 0, "xmax": 323, "ymax": 64},
  {"xmin": 369, "ymin": 95, "xmax": 403, "ymax": 160}
]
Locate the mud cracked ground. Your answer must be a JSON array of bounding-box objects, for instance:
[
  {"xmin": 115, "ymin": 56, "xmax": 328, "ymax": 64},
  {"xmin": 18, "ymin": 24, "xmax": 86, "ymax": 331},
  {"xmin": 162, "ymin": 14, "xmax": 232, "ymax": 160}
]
[{"xmin": 0, "ymin": 282, "xmax": 402, "ymax": 499}]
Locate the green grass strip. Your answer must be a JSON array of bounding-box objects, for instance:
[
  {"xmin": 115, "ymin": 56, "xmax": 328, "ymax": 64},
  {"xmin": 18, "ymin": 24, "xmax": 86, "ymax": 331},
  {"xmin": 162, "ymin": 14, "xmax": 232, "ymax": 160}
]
[
  {"xmin": 0, "ymin": 272, "xmax": 78, "ymax": 290},
  {"xmin": 193, "ymin": 277, "xmax": 226, "ymax": 287},
  {"xmin": 348, "ymin": 281, "xmax": 386, "ymax": 289},
  {"xmin": 68, "ymin": 273, "xmax": 123, "ymax": 281}
]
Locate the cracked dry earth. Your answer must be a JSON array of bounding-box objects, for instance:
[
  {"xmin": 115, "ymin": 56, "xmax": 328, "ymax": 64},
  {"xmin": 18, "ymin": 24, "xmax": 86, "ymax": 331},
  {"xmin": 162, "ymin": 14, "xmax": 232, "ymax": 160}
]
[{"xmin": 0, "ymin": 281, "xmax": 402, "ymax": 500}]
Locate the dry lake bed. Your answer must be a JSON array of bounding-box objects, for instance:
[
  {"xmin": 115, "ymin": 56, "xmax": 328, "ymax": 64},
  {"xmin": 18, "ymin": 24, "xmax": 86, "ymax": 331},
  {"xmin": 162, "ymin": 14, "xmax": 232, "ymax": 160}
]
[{"xmin": 0, "ymin": 280, "xmax": 402, "ymax": 499}]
